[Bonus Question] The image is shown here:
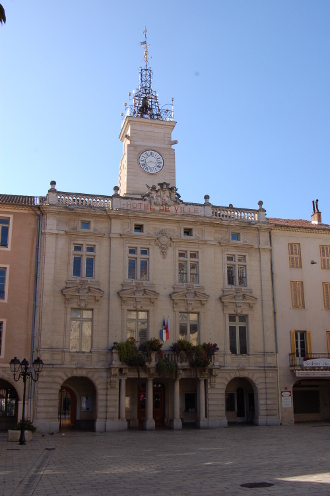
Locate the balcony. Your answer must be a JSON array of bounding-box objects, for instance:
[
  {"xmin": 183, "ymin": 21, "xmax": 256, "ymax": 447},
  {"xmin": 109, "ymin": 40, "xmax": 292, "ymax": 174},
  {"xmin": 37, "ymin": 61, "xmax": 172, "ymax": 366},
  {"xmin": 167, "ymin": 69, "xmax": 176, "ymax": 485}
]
[{"xmin": 289, "ymin": 353, "xmax": 330, "ymax": 377}]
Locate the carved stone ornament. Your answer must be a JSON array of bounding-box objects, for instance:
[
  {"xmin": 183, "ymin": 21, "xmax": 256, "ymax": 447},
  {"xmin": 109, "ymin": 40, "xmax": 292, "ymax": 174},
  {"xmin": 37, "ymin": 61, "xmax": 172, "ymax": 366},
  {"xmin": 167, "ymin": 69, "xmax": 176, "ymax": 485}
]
[
  {"xmin": 170, "ymin": 284, "xmax": 209, "ymax": 311},
  {"xmin": 61, "ymin": 280, "xmax": 104, "ymax": 308},
  {"xmin": 118, "ymin": 282, "xmax": 159, "ymax": 310},
  {"xmin": 155, "ymin": 229, "xmax": 172, "ymax": 258},
  {"xmin": 220, "ymin": 288, "xmax": 257, "ymax": 314},
  {"xmin": 142, "ymin": 182, "xmax": 181, "ymax": 207}
]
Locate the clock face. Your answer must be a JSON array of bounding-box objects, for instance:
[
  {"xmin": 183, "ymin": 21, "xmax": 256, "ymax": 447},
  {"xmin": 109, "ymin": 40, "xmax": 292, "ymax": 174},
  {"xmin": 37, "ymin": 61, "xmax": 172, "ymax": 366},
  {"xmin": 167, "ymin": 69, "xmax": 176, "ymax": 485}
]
[{"xmin": 139, "ymin": 150, "xmax": 164, "ymax": 174}]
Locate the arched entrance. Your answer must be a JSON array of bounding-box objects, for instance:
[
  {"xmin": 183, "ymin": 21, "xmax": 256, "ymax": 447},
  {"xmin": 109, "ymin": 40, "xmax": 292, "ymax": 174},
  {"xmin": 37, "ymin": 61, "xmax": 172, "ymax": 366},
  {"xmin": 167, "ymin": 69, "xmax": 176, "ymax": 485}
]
[
  {"xmin": 225, "ymin": 377, "xmax": 256, "ymax": 424},
  {"xmin": 0, "ymin": 379, "xmax": 18, "ymax": 431},
  {"xmin": 58, "ymin": 377, "xmax": 96, "ymax": 431},
  {"xmin": 293, "ymin": 379, "xmax": 330, "ymax": 422}
]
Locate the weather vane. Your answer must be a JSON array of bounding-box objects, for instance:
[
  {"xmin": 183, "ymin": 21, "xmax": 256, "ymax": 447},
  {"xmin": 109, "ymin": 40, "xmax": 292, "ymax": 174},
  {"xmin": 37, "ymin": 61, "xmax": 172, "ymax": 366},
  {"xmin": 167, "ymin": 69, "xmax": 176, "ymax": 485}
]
[{"xmin": 140, "ymin": 26, "xmax": 150, "ymax": 65}]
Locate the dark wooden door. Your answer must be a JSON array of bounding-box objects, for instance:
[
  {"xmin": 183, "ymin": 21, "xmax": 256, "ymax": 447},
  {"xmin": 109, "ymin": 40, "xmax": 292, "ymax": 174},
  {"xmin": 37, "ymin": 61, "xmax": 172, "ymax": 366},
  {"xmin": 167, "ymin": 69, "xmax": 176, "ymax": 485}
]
[
  {"xmin": 236, "ymin": 387, "xmax": 245, "ymax": 418},
  {"xmin": 137, "ymin": 383, "xmax": 164, "ymax": 428}
]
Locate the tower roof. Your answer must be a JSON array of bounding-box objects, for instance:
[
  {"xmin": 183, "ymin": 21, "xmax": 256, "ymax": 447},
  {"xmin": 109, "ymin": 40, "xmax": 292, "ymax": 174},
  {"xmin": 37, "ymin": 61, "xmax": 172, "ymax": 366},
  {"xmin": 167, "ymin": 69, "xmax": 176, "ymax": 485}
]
[{"xmin": 122, "ymin": 28, "xmax": 174, "ymax": 122}]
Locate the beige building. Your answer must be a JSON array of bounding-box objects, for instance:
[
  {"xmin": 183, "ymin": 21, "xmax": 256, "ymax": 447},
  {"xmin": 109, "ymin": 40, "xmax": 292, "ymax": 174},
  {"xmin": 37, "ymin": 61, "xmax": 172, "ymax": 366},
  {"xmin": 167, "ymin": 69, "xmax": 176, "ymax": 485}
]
[
  {"xmin": 270, "ymin": 205, "xmax": 330, "ymax": 424},
  {"xmin": 0, "ymin": 195, "xmax": 41, "ymax": 430},
  {"xmin": 31, "ymin": 48, "xmax": 280, "ymax": 433}
]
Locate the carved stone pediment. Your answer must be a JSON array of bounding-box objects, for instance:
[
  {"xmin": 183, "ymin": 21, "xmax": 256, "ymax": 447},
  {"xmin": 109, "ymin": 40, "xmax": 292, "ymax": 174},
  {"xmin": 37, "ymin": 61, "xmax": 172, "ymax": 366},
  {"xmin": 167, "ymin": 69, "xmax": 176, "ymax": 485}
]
[
  {"xmin": 170, "ymin": 284, "xmax": 209, "ymax": 311},
  {"xmin": 220, "ymin": 288, "xmax": 257, "ymax": 313},
  {"xmin": 61, "ymin": 279, "xmax": 104, "ymax": 307},
  {"xmin": 118, "ymin": 282, "xmax": 159, "ymax": 309}
]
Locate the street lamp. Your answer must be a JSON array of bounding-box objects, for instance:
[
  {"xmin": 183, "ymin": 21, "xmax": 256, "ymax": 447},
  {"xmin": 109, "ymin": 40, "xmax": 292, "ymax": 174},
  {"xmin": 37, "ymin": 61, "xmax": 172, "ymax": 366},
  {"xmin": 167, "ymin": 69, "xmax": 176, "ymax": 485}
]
[{"xmin": 9, "ymin": 356, "xmax": 44, "ymax": 445}]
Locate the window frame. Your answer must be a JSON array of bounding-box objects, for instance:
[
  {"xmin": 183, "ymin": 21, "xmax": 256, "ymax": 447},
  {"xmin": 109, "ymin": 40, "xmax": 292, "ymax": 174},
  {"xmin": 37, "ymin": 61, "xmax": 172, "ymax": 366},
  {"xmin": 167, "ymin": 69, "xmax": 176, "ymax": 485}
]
[
  {"xmin": 0, "ymin": 215, "xmax": 13, "ymax": 251},
  {"xmin": 134, "ymin": 224, "xmax": 144, "ymax": 233},
  {"xmin": 320, "ymin": 245, "xmax": 330, "ymax": 270},
  {"xmin": 288, "ymin": 243, "xmax": 302, "ymax": 268},
  {"xmin": 183, "ymin": 228, "xmax": 193, "ymax": 237},
  {"xmin": 127, "ymin": 247, "xmax": 150, "ymax": 281},
  {"xmin": 226, "ymin": 254, "xmax": 247, "ymax": 287},
  {"xmin": 0, "ymin": 319, "xmax": 5, "ymax": 358},
  {"xmin": 229, "ymin": 315, "xmax": 248, "ymax": 355},
  {"xmin": 179, "ymin": 312, "xmax": 199, "ymax": 345},
  {"xmin": 178, "ymin": 250, "xmax": 199, "ymax": 284},
  {"xmin": 290, "ymin": 281, "xmax": 305, "ymax": 308},
  {"xmin": 80, "ymin": 220, "xmax": 91, "ymax": 230},
  {"xmin": 72, "ymin": 243, "xmax": 95, "ymax": 279},
  {"xmin": 126, "ymin": 310, "xmax": 148, "ymax": 344},
  {"xmin": 70, "ymin": 309, "xmax": 93, "ymax": 353},
  {"xmin": 231, "ymin": 232, "xmax": 240, "ymax": 242},
  {"xmin": 0, "ymin": 266, "xmax": 9, "ymax": 303}
]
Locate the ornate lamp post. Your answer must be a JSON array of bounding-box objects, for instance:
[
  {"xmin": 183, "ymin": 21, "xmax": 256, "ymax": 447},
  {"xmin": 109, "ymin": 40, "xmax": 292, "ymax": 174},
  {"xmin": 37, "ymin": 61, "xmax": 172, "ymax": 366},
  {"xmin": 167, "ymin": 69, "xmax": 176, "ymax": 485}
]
[{"xmin": 9, "ymin": 356, "xmax": 44, "ymax": 445}]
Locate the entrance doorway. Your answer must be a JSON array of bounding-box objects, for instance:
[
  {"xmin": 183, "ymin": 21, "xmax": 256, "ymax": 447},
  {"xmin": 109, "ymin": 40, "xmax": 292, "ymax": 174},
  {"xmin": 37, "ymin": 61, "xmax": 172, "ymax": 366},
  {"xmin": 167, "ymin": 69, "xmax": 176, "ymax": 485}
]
[
  {"xmin": 58, "ymin": 377, "xmax": 96, "ymax": 431},
  {"xmin": 225, "ymin": 378, "xmax": 255, "ymax": 424},
  {"xmin": 58, "ymin": 386, "xmax": 76, "ymax": 430},
  {"xmin": 137, "ymin": 383, "xmax": 164, "ymax": 427}
]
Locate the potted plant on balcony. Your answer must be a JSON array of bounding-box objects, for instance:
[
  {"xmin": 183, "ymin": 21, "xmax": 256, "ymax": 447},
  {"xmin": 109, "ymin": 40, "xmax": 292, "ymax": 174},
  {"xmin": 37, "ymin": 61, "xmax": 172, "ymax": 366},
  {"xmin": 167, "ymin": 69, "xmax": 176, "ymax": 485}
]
[{"xmin": 112, "ymin": 338, "xmax": 146, "ymax": 369}]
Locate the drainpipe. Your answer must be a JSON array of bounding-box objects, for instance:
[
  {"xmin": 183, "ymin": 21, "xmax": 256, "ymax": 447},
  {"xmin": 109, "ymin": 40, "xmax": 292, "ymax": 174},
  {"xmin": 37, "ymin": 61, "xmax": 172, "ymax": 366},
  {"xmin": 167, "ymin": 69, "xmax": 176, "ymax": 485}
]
[
  {"xmin": 269, "ymin": 231, "xmax": 281, "ymax": 423},
  {"xmin": 29, "ymin": 205, "xmax": 42, "ymax": 420}
]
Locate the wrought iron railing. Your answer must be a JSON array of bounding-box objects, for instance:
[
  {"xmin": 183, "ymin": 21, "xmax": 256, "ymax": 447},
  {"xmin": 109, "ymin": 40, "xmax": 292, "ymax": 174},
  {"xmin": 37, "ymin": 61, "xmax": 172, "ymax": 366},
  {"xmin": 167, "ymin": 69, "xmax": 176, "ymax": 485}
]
[{"xmin": 289, "ymin": 353, "xmax": 330, "ymax": 367}]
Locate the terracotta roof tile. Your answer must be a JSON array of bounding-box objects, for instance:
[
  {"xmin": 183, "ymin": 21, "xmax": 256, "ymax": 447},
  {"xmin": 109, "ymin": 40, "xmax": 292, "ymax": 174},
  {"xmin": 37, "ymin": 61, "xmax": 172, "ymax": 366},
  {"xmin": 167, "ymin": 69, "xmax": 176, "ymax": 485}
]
[
  {"xmin": 268, "ymin": 217, "xmax": 330, "ymax": 230},
  {"xmin": 0, "ymin": 195, "xmax": 45, "ymax": 206}
]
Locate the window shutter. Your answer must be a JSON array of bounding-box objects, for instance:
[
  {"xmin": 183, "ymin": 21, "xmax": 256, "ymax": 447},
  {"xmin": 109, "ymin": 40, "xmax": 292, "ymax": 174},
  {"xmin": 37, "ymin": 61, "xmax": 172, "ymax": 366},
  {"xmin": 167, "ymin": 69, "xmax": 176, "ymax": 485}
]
[
  {"xmin": 323, "ymin": 283, "xmax": 330, "ymax": 309},
  {"xmin": 290, "ymin": 331, "xmax": 296, "ymax": 365},
  {"xmin": 297, "ymin": 282, "xmax": 305, "ymax": 308},
  {"xmin": 288, "ymin": 243, "xmax": 301, "ymax": 268},
  {"xmin": 306, "ymin": 331, "xmax": 312, "ymax": 356},
  {"xmin": 326, "ymin": 331, "xmax": 330, "ymax": 355}
]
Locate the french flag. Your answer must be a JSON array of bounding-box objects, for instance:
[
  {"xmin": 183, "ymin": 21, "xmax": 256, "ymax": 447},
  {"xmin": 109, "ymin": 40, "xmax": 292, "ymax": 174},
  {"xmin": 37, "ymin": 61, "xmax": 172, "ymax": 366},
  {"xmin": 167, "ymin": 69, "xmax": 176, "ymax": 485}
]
[{"xmin": 160, "ymin": 317, "xmax": 169, "ymax": 342}]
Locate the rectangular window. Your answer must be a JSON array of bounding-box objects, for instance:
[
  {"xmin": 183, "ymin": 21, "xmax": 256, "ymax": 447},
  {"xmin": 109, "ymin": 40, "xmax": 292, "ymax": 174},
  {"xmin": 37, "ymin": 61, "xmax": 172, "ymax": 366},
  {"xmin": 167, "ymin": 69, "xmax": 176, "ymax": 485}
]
[
  {"xmin": 0, "ymin": 219, "xmax": 9, "ymax": 248},
  {"xmin": 179, "ymin": 313, "xmax": 198, "ymax": 345},
  {"xmin": 70, "ymin": 309, "xmax": 92, "ymax": 352},
  {"xmin": 0, "ymin": 268, "xmax": 6, "ymax": 300},
  {"xmin": 295, "ymin": 330, "xmax": 306, "ymax": 358},
  {"xmin": 323, "ymin": 282, "xmax": 330, "ymax": 309},
  {"xmin": 231, "ymin": 233, "xmax": 240, "ymax": 241},
  {"xmin": 81, "ymin": 221, "xmax": 90, "ymax": 230},
  {"xmin": 320, "ymin": 245, "xmax": 330, "ymax": 269},
  {"xmin": 288, "ymin": 243, "xmax": 302, "ymax": 268},
  {"xmin": 229, "ymin": 315, "xmax": 247, "ymax": 355},
  {"xmin": 178, "ymin": 251, "xmax": 199, "ymax": 284},
  {"xmin": 290, "ymin": 281, "xmax": 305, "ymax": 308},
  {"xmin": 126, "ymin": 311, "xmax": 148, "ymax": 344},
  {"xmin": 183, "ymin": 228, "xmax": 193, "ymax": 237},
  {"xmin": 128, "ymin": 248, "xmax": 149, "ymax": 280},
  {"xmin": 134, "ymin": 224, "xmax": 143, "ymax": 233},
  {"xmin": 72, "ymin": 244, "xmax": 95, "ymax": 279},
  {"xmin": 227, "ymin": 255, "xmax": 247, "ymax": 287}
]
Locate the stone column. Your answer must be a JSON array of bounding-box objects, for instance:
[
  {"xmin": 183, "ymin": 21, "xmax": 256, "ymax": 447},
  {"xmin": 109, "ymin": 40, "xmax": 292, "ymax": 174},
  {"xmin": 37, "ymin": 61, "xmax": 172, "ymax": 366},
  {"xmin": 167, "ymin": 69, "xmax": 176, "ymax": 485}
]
[
  {"xmin": 170, "ymin": 378, "xmax": 182, "ymax": 430},
  {"xmin": 143, "ymin": 378, "xmax": 155, "ymax": 430},
  {"xmin": 196, "ymin": 378, "xmax": 208, "ymax": 429}
]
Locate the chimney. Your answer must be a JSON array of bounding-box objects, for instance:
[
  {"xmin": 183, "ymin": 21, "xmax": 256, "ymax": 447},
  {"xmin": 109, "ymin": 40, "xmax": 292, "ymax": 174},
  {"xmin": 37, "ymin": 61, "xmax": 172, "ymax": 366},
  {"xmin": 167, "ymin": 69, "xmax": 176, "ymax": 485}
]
[{"xmin": 311, "ymin": 199, "xmax": 322, "ymax": 224}]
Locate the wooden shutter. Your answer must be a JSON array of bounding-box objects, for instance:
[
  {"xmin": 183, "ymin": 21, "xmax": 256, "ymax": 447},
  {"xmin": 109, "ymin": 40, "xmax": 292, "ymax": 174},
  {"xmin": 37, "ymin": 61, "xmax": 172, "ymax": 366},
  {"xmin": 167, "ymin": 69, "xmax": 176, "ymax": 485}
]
[
  {"xmin": 320, "ymin": 245, "xmax": 330, "ymax": 270},
  {"xmin": 290, "ymin": 281, "xmax": 305, "ymax": 308},
  {"xmin": 306, "ymin": 331, "xmax": 312, "ymax": 356},
  {"xmin": 326, "ymin": 331, "xmax": 330, "ymax": 355},
  {"xmin": 323, "ymin": 282, "xmax": 330, "ymax": 309},
  {"xmin": 288, "ymin": 243, "xmax": 302, "ymax": 268},
  {"xmin": 290, "ymin": 330, "xmax": 296, "ymax": 366}
]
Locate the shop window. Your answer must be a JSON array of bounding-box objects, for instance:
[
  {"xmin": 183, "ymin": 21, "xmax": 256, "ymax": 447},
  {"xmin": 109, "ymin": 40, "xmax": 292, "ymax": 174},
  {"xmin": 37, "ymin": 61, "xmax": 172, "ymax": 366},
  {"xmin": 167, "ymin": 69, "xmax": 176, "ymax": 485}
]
[
  {"xmin": 179, "ymin": 313, "xmax": 198, "ymax": 345},
  {"xmin": 288, "ymin": 243, "xmax": 302, "ymax": 268},
  {"xmin": 229, "ymin": 315, "xmax": 248, "ymax": 355},
  {"xmin": 127, "ymin": 311, "xmax": 148, "ymax": 344},
  {"xmin": 293, "ymin": 390, "xmax": 320, "ymax": 414},
  {"xmin": 178, "ymin": 251, "xmax": 199, "ymax": 284},
  {"xmin": 0, "ymin": 388, "xmax": 16, "ymax": 417},
  {"xmin": 70, "ymin": 309, "xmax": 92, "ymax": 352},
  {"xmin": 128, "ymin": 248, "xmax": 149, "ymax": 280}
]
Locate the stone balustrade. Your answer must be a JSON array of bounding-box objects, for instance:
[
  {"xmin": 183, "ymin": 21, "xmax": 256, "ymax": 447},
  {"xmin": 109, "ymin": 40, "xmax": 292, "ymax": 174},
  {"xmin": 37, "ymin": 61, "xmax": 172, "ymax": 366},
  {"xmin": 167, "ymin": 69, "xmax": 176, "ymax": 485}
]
[
  {"xmin": 212, "ymin": 206, "xmax": 257, "ymax": 222},
  {"xmin": 56, "ymin": 193, "xmax": 112, "ymax": 209}
]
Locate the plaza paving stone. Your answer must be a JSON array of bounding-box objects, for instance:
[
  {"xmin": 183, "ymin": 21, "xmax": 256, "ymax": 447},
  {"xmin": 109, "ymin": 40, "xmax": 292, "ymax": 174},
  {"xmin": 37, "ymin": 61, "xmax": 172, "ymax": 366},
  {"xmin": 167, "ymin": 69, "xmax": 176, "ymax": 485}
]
[{"xmin": 1, "ymin": 423, "xmax": 330, "ymax": 495}]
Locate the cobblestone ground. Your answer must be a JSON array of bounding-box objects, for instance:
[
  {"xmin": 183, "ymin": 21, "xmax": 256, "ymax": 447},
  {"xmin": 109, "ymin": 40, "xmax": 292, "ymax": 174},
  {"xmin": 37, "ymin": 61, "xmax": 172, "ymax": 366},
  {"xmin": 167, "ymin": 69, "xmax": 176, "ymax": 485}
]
[{"xmin": 1, "ymin": 423, "xmax": 330, "ymax": 496}]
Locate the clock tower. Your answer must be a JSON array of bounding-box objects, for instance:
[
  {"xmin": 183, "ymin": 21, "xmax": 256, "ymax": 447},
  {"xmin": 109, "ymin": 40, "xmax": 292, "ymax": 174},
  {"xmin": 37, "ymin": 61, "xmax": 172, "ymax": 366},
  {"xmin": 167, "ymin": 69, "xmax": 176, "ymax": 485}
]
[{"xmin": 118, "ymin": 30, "xmax": 177, "ymax": 197}]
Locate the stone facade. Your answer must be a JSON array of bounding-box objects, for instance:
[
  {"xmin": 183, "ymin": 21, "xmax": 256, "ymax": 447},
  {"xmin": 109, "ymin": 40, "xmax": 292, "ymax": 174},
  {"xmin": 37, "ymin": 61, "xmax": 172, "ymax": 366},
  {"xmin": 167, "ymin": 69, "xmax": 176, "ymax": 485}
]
[{"xmin": 270, "ymin": 216, "xmax": 330, "ymax": 424}]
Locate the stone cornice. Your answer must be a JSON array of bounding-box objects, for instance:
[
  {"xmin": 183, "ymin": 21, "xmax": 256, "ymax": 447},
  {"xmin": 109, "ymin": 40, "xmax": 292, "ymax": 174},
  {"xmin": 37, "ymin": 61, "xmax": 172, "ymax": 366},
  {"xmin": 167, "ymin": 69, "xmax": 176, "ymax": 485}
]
[{"xmin": 270, "ymin": 224, "xmax": 330, "ymax": 235}]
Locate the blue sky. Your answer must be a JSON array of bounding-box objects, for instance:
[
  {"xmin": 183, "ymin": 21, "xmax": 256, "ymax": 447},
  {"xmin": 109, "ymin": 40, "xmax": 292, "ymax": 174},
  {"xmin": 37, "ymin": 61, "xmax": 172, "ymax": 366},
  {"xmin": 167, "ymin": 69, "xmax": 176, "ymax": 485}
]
[{"xmin": 1, "ymin": 1, "xmax": 330, "ymax": 223}]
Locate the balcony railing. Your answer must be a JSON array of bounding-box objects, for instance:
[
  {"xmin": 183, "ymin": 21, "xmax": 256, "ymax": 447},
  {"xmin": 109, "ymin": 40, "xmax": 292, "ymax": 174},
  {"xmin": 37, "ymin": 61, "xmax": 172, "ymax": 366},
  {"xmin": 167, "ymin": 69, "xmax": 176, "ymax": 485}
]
[
  {"xmin": 289, "ymin": 353, "xmax": 330, "ymax": 367},
  {"xmin": 212, "ymin": 206, "xmax": 257, "ymax": 222},
  {"xmin": 56, "ymin": 193, "xmax": 112, "ymax": 209}
]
